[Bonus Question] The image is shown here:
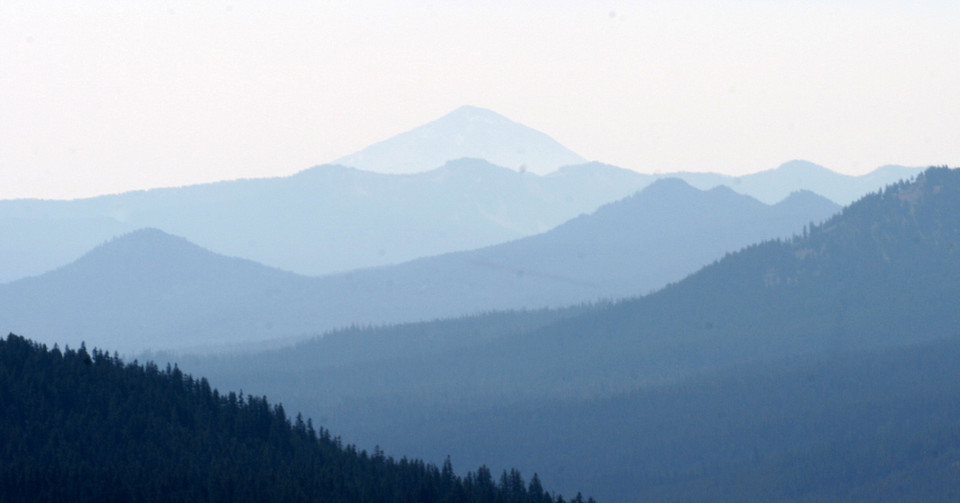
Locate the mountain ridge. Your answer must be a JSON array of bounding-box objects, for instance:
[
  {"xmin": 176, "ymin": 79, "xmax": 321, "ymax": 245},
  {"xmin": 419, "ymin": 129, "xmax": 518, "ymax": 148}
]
[
  {"xmin": 0, "ymin": 333, "xmax": 582, "ymax": 503},
  {"xmin": 0, "ymin": 179, "xmax": 839, "ymax": 354},
  {"xmin": 671, "ymin": 159, "xmax": 923, "ymax": 205},
  {"xmin": 0, "ymin": 160, "xmax": 651, "ymax": 284}
]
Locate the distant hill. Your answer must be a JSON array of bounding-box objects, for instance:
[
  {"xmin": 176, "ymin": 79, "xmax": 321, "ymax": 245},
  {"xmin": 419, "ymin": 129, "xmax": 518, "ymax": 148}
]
[
  {"xmin": 672, "ymin": 159, "xmax": 923, "ymax": 205},
  {"xmin": 0, "ymin": 160, "xmax": 651, "ymax": 284},
  {"xmin": 0, "ymin": 205, "xmax": 135, "ymax": 285},
  {"xmin": 0, "ymin": 157, "xmax": 919, "ymax": 286},
  {"xmin": 333, "ymin": 105, "xmax": 587, "ymax": 175},
  {"xmin": 0, "ymin": 229, "xmax": 317, "ymax": 353},
  {"xmin": 366, "ymin": 178, "xmax": 839, "ymax": 307},
  {"xmin": 0, "ymin": 179, "xmax": 837, "ymax": 354},
  {"xmin": 0, "ymin": 333, "xmax": 580, "ymax": 503},
  {"xmin": 178, "ymin": 167, "xmax": 960, "ymax": 502}
]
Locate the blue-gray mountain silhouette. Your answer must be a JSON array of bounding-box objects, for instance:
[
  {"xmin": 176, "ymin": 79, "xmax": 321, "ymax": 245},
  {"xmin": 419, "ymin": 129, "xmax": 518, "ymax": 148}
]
[
  {"xmin": 0, "ymin": 178, "xmax": 837, "ymax": 354},
  {"xmin": 0, "ymin": 160, "xmax": 651, "ymax": 284},
  {"xmin": 672, "ymin": 159, "xmax": 922, "ymax": 205}
]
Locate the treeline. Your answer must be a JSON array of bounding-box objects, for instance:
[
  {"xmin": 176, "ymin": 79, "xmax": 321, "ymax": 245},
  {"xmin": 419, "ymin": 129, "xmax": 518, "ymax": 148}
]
[{"xmin": 0, "ymin": 333, "xmax": 591, "ymax": 503}]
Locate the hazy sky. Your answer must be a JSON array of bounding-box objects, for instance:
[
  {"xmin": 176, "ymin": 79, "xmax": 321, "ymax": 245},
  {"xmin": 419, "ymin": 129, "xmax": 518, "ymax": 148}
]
[{"xmin": 3, "ymin": 1, "xmax": 959, "ymax": 200}]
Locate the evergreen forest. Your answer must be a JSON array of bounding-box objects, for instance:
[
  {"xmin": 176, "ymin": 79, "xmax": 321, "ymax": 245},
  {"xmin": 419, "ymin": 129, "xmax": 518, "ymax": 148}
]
[{"xmin": 0, "ymin": 333, "xmax": 589, "ymax": 503}]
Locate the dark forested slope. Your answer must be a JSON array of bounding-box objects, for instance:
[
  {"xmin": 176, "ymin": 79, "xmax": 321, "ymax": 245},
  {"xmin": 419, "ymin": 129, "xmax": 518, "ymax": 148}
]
[
  {"xmin": 0, "ymin": 333, "xmax": 586, "ymax": 503},
  {"xmin": 414, "ymin": 336, "xmax": 960, "ymax": 503}
]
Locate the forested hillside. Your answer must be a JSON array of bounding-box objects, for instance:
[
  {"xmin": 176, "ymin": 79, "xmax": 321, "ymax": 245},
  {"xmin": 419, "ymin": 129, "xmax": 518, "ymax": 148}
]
[
  {"xmin": 177, "ymin": 167, "xmax": 960, "ymax": 501},
  {"xmin": 0, "ymin": 333, "xmax": 587, "ymax": 503},
  {"xmin": 398, "ymin": 335, "xmax": 960, "ymax": 502}
]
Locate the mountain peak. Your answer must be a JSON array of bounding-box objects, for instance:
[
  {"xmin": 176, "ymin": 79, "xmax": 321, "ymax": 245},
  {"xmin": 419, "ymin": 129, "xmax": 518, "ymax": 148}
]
[
  {"xmin": 445, "ymin": 105, "xmax": 510, "ymax": 121},
  {"xmin": 59, "ymin": 228, "xmax": 225, "ymax": 280},
  {"xmin": 777, "ymin": 189, "xmax": 837, "ymax": 207},
  {"xmin": 332, "ymin": 106, "xmax": 586, "ymax": 176},
  {"xmin": 642, "ymin": 177, "xmax": 702, "ymax": 197},
  {"xmin": 772, "ymin": 160, "xmax": 834, "ymax": 175}
]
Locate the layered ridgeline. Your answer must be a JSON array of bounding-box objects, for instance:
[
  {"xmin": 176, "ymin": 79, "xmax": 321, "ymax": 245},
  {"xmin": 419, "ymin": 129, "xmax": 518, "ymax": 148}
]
[
  {"xmin": 0, "ymin": 159, "xmax": 919, "ymax": 286},
  {"xmin": 0, "ymin": 333, "xmax": 587, "ymax": 503},
  {"xmin": 0, "ymin": 106, "xmax": 920, "ymax": 286},
  {"xmin": 331, "ymin": 105, "xmax": 921, "ymax": 204},
  {"xmin": 673, "ymin": 159, "xmax": 923, "ymax": 205},
  {"xmin": 0, "ymin": 180, "xmax": 837, "ymax": 354},
  {"xmin": 177, "ymin": 167, "xmax": 960, "ymax": 502},
  {"xmin": 0, "ymin": 160, "xmax": 648, "ymax": 284}
]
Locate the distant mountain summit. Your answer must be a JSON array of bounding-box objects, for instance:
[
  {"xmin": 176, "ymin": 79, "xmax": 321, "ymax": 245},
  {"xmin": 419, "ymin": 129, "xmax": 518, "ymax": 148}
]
[
  {"xmin": 0, "ymin": 229, "xmax": 313, "ymax": 354},
  {"xmin": 333, "ymin": 106, "xmax": 586, "ymax": 175}
]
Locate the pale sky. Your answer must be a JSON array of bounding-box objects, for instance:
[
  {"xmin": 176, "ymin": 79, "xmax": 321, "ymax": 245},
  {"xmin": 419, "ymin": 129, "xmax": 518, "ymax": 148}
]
[{"xmin": 2, "ymin": 1, "xmax": 959, "ymax": 200}]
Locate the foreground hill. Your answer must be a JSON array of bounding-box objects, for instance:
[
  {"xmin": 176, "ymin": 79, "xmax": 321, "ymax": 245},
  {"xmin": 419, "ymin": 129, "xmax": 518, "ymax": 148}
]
[
  {"xmin": 0, "ymin": 333, "xmax": 583, "ymax": 503},
  {"xmin": 178, "ymin": 167, "xmax": 960, "ymax": 501},
  {"xmin": 394, "ymin": 336, "xmax": 960, "ymax": 502},
  {"xmin": 0, "ymin": 179, "xmax": 837, "ymax": 354}
]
